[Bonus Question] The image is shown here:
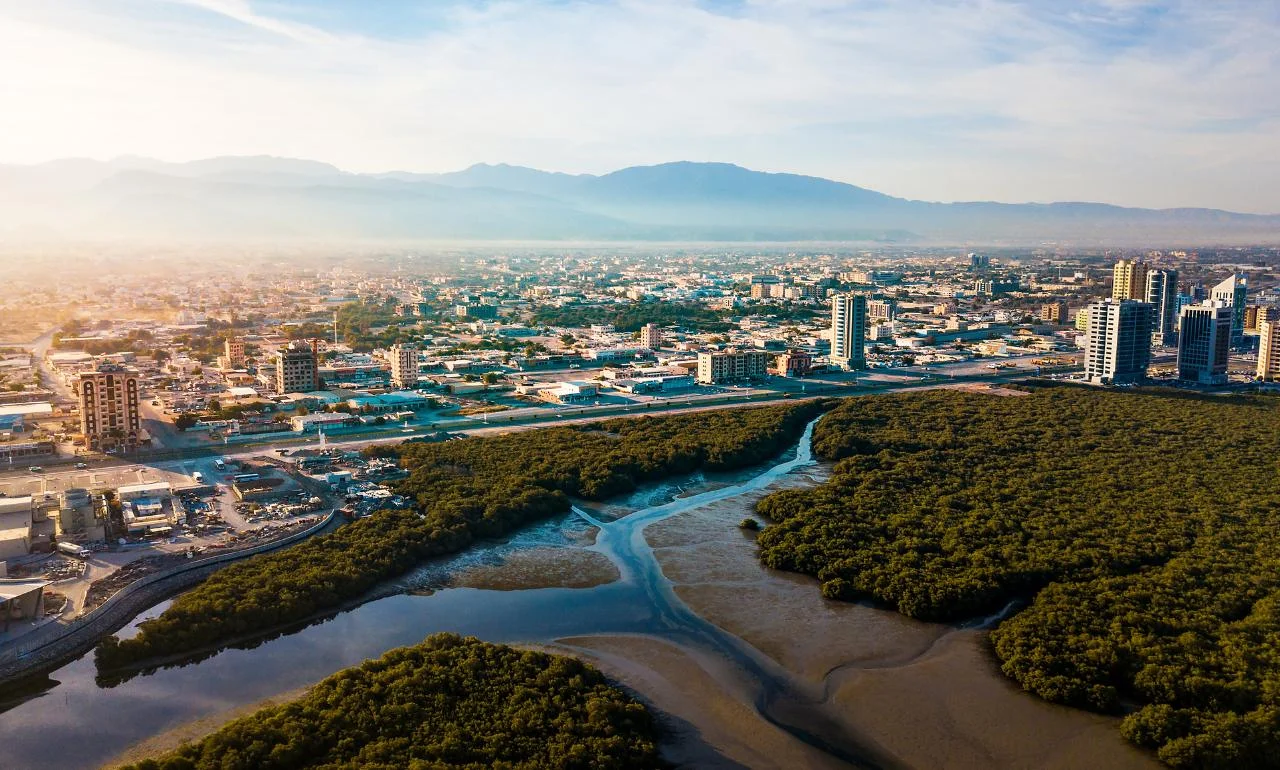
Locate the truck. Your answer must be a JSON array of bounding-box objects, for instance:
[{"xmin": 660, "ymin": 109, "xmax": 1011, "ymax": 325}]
[{"xmin": 57, "ymin": 541, "xmax": 92, "ymax": 559}]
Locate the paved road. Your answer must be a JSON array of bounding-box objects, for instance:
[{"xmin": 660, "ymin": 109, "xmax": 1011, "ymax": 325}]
[{"xmin": 0, "ymin": 356, "xmax": 1068, "ymax": 495}]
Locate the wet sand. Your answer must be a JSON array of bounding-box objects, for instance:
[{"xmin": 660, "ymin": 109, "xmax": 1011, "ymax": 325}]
[
  {"xmin": 553, "ymin": 634, "xmax": 853, "ymax": 770},
  {"xmin": 447, "ymin": 546, "xmax": 620, "ymax": 591},
  {"xmin": 646, "ymin": 476, "xmax": 1158, "ymax": 770},
  {"xmin": 93, "ymin": 438, "xmax": 1155, "ymax": 770}
]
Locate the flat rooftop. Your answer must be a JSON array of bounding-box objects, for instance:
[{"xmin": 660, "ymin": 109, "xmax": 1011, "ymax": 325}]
[{"xmin": 0, "ymin": 579, "xmax": 48, "ymax": 602}]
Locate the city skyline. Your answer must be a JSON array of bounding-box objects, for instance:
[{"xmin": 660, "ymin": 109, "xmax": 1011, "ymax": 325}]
[{"xmin": 2, "ymin": 1, "xmax": 1279, "ymax": 212}]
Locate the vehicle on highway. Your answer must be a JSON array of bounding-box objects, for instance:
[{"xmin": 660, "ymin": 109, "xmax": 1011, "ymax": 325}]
[
  {"xmin": 214, "ymin": 459, "xmax": 227, "ymax": 471},
  {"xmin": 75, "ymin": 462, "xmax": 88, "ymax": 469},
  {"xmin": 192, "ymin": 471, "xmax": 204, "ymax": 483},
  {"xmin": 28, "ymin": 466, "xmax": 43, "ymax": 472}
]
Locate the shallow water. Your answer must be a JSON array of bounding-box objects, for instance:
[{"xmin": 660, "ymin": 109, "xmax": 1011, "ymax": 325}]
[
  {"xmin": 0, "ymin": 418, "xmax": 872, "ymax": 770},
  {"xmin": 0, "ymin": 415, "xmax": 1155, "ymax": 770}
]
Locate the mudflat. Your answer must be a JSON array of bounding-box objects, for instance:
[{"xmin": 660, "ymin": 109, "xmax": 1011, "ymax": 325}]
[{"xmin": 646, "ymin": 479, "xmax": 1158, "ymax": 770}]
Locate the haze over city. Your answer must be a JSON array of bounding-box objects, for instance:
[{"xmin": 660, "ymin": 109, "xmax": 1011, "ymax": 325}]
[
  {"xmin": 2, "ymin": 0, "xmax": 1279, "ymax": 212},
  {"xmin": 3, "ymin": 4, "xmax": 1280, "ymax": 770}
]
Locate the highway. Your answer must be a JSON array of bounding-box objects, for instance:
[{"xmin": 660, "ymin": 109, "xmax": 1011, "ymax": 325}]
[{"xmin": 0, "ymin": 356, "xmax": 1069, "ymax": 498}]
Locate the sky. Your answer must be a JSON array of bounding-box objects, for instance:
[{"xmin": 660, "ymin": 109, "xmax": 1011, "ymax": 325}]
[{"xmin": 0, "ymin": 0, "xmax": 1277, "ymax": 212}]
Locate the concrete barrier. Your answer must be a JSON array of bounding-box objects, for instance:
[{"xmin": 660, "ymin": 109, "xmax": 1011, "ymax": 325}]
[{"xmin": 0, "ymin": 510, "xmax": 337, "ymax": 683}]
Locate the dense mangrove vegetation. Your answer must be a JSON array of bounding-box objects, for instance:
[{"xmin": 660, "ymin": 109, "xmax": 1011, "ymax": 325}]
[
  {"xmin": 97, "ymin": 401, "xmax": 826, "ymax": 670},
  {"xmin": 755, "ymin": 388, "xmax": 1280, "ymax": 768},
  {"xmin": 123, "ymin": 634, "xmax": 660, "ymax": 770}
]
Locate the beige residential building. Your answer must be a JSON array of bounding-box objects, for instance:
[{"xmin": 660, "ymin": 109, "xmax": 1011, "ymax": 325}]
[
  {"xmin": 1258, "ymin": 318, "xmax": 1280, "ymax": 381},
  {"xmin": 276, "ymin": 341, "xmax": 319, "ymax": 394},
  {"xmin": 696, "ymin": 349, "xmax": 770, "ymax": 384},
  {"xmin": 1040, "ymin": 301, "xmax": 1069, "ymax": 324},
  {"xmin": 389, "ymin": 343, "xmax": 419, "ymax": 389},
  {"xmin": 1112, "ymin": 259, "xmax": 1148, "ymax": 301},
  {"xmin": 866, "ymin": 299, "xmax": 896, "ymax": 321},
  {"xmin": 78, "ymin": 363, "xmax": 141, "ymax": 451},
  {"xmin": 639, "ymin": 323, "xmax": 662, "ymax": 350},
  {"xmin": 224, "ymin": 337, "xmax": 245, "ymax": 368}
]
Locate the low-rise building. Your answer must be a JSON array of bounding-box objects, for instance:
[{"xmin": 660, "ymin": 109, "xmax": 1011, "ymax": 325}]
[
  {"xmin": 611, "ymin": 375, "xmax": 696, "ymax": 394},
  {"xmin": 115, "ymin": 482, "xmax": 180, "ymax": 537},
  {"xmin": 290, "ymin": 413, "xmax": 359, "ymax": 433},
  {"xmin": 1040, "ymin": 301, "xmax": 1069, "ymax": 324},
  {"xmin": 540, "ymin": 381, "xmax": 600, "ymax": 404},
  {"xmin": 770, "ymin": 349, "xmax": 813, "ymax": 378},
  {"xmin": 0, "ymin": 497, "xmax": 34, "ymax": 560},
  {"xmin": 697, "ymin": 349, "xmax": 770, "ymax": 384}
]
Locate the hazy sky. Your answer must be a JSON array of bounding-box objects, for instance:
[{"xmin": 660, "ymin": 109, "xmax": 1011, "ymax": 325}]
[{"xmin": 1, "ymin": 0, "xmax": 1278, "ymax": 212}]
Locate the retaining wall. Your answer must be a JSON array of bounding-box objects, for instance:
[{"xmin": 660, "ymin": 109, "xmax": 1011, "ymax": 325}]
[{"xmin": 0, "ymin": 510, "xmax": 336, "ymax": 685}]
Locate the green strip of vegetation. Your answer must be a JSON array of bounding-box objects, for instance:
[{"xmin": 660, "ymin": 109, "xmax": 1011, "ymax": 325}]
[
  {"xmin": 755, "ymin": 388, "xmax": 1280, "ymax": 769},
  {"xmin": 97, "ymin": 401, "xmax": 826, "ymax": 671},
  {"xmin": 122, "ymin": 633, "xmax": 660, "ymax": 770}
]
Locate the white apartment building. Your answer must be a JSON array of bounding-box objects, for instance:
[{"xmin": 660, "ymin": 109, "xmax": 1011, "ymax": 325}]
[
  {"xmin": 830, "ymin": 294, "xmax": 867, "ymax": 370},
  {"xmin": 1083, "ymin": 299, "xmax": 1153, "ymax": 385},
  {"xmin": 389, "ymin": 343, "xmax": 419, "ymax": 389}
]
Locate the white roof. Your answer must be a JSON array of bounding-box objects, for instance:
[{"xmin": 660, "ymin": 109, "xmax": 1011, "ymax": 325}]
[
  {"xmin": 0, "ymin": 510, "xmax": 31, "ymax": 544},
  {"xmin": 47, "ymin": 351, "xmax": 93, "ymax": 363},
  {"xmin": 0, "ymin": 403, "xmax": 53, "ymax": 418},
  {"xmin": 116, "ymin": 481, "xmax": 172, "ymax": 497},
  {"xmin": 0, "ymin": 496, "xmax": 34, "ymax": 515},
  {"xmin": 0, "ymin": 579, "xmax": 47, "ymax": 601}
]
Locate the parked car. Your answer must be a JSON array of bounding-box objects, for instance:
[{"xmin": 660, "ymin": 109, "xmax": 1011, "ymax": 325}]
[
  {"xmin": 28, "ymin": 466, "xmax": 43, "ymax": 472},
  {"xmin": 75, "ymin": 462, "xmax": 89, "ymax": 469}
]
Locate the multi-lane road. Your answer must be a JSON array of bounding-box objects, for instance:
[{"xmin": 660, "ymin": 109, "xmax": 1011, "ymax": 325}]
[{"xmin": 0, "ymin": 354, "xmax": 1067, "ymax": 497}]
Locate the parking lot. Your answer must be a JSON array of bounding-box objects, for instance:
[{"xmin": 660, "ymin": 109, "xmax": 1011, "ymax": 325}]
[{"xmin": 0, "ymin": 463, "xmax": 194, "ymax": 500}]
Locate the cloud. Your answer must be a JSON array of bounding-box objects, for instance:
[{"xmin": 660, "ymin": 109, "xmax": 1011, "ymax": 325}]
[
  {"xmin": 164, "ymin": 0, "xmax": 336, "ymax": 44},
  {"xmin": 0, "ymin": 0, "xmax": 1277, "ymax": 211}
]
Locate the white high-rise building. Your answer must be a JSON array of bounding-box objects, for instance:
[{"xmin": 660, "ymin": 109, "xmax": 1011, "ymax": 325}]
[
  {"xmin": 1177, "ymin": 302, "xmax": 1232, "ymax": 385},
  {"xmin": 1083, "ymin": 299, "xmax": 1153, "ymax": 385},
  {"xmin": 1145, "ymin": 269, "xmax": 1179, "ymax": 346},
  {"xmin": 1210, "ymin": 274, "xmax": 1248, "ymax": 348},
  {"xmin": 830, "ymin": 295, "xmax": 867, "ymax": 370},
  {"xmin": 389, "ymin": 344, "xmax": 419, "ymax": 389}
]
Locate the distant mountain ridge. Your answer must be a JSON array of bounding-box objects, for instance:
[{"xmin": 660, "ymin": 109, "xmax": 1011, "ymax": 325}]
[{"xmin": 0, "ymin": 155, "xmax": 1276, "ymax": 244}]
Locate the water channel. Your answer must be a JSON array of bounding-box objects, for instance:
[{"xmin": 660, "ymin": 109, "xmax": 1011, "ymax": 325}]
[{"xmin": 2, "ymin": 417, "xmax": 908, "ymax": 769}]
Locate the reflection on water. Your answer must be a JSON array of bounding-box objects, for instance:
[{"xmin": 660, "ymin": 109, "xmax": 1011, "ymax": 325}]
[{"xmin": 0, "ymin": 418, "xmax": 847, "ymax": 770}]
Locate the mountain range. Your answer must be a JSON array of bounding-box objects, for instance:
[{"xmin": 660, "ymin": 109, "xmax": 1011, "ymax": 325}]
[{"xmin": 1, "ymin": 156, "xmax": 1277, "ymax": 245}]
